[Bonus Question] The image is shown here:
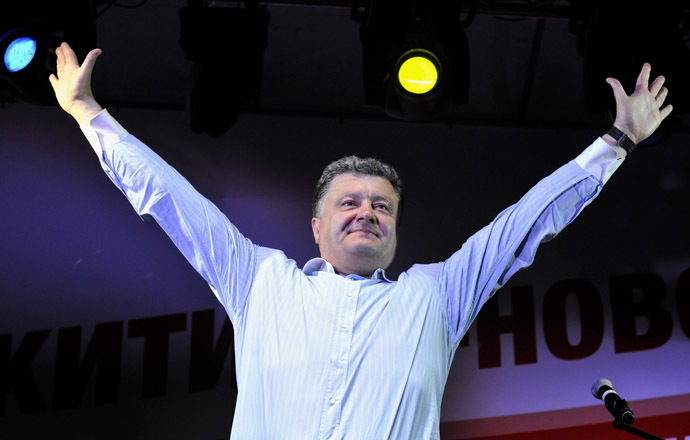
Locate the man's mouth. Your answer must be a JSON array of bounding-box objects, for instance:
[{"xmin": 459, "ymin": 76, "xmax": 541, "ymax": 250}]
[{"xmin": 349, "ymin": 228, "xmax": 379, "ymax": 237}]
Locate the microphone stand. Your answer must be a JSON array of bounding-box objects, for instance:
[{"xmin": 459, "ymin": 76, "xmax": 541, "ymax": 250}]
[{"xmin": 612, "ymin": 419, "xmax": 664, "ymax": 440}]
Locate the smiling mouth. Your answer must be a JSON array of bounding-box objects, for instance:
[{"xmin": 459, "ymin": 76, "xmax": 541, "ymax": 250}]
[{"xmin": 349, "ymin": 228, "xmax": 378, "ymax": 237}]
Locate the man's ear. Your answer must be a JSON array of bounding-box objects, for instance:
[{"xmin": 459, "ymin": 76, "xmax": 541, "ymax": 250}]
[{"xmin": 311, "ymin": 217, "xmax": 320, "ymax": 244}]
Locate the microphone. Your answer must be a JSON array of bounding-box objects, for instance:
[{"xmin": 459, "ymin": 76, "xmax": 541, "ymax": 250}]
[{"xmin": 591, "ymin": 378, "xmax": 635, "ymax": 424}]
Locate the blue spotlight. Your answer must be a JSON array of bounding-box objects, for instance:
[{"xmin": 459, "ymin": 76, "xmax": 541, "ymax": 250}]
[
  {"xmin": 0, "ymin": 28, "xmax": 55, "ymax": 104},
  {"xmin": 4, "ymin": 36, "xmax": 37, "ymax": 72}
]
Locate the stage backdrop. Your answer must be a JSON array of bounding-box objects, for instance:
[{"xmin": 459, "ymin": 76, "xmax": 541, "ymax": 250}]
[{"xmin": 1, "ymin": 105, "xmax": 689, "ymax": 439}]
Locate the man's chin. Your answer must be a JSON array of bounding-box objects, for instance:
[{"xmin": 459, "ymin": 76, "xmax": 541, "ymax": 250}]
[
  {"xmin": 344, "ymin": 240, "xmax": 381, "ymax": 257},
  {"xmin": 347, "ymin": 242, "xmax": 395, "ymax": 263},
  {"xmin": 341, "ymin": 236, "xmax": 395, "ymax": 264}
]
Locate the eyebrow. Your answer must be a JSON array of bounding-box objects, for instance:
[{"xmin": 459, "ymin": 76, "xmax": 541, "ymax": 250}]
[{"xmin": 338, "ymin": 193, "xmax": 395, "ymax": 209}]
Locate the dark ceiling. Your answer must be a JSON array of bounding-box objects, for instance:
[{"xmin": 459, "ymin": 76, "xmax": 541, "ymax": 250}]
[{"xmin": 3, "ymin": 0, "xmax": 690, "ymax": 131}]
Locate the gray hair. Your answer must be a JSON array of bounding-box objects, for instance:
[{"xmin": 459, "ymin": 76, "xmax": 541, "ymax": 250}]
[{"xmin": 312, "ymin": 155, "xmax": 403, "ymax": 218}]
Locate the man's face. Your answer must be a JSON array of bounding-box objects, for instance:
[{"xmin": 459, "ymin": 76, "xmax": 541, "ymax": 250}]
[{"xmin": 311, "ymin": 173, "xmax": 398, "ymax": 277}]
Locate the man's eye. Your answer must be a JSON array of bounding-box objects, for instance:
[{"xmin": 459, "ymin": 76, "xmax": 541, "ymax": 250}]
[
  {"xmin": 375, "ymin": 204, "xmax": 390, "ymax": 211},
  {"xmin": 343, "ymin": 201, "xmax": 355, "ymax": 207}
]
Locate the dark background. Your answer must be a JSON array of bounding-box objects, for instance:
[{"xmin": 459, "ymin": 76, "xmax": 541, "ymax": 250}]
[{"xmin": 1, "ymin": 1, "xmax": 690, "ymax": 439}]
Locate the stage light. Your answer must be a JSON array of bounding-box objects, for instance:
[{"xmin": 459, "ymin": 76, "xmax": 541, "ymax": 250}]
[
  {"xmin": 396, "ymin": 49, "xmax": 440, "ymax": 95},
  {"xmin": 179, "ymin": 4, "xmax": 270, "ymax": 137},
  {"xmin": 0, "ymin": 28, "xmax": 57, "ymax": 104},
  {"xmin": 0, "ymin": 1, "xmax": 96, "ymax": 105},
  {"xmin": 359, "ymin": 0, "xmax": 470, "ymax": 121},
  {"xmin": 4, "ymin": 36, "xmax": 37, "ymax": 73}
]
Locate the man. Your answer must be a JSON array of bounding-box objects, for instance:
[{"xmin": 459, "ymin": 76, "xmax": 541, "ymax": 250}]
[{"xmin": 49, "ymin": 42, "xmax": 671, "ymax": 439}]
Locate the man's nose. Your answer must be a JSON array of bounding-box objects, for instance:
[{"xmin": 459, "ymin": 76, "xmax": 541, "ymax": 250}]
[{"xmin": 357, "ymin": 204, "xmax": 377, "ymax": 223}]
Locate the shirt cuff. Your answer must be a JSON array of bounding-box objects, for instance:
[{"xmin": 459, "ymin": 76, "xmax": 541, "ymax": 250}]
[
  {"xmin": 79, "ymin": 109, "xmax": 130, "ymax": 157},
  {"xmin": 574, "ymin": 137, "xmax": 624, "ymax": 184}
]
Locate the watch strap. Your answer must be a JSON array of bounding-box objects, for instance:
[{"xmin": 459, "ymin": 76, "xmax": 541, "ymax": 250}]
[{"xmin": 606, "ymin": 126, "xmax": 636, "ymax": 154}]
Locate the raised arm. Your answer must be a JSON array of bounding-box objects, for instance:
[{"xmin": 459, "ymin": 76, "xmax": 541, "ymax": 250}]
[
  {"xmin": 441, "ymin": 63, "xmax": 673, "ymax": 347},
  {"xmin": 47, "ymin": 42, "xmax": 261, "ymax": 324},
  {"xmin": 48, "ymin": 42, "xmax": 104, "ymax": 125}
]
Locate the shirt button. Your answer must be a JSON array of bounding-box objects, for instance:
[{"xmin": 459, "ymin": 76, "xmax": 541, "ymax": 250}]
[
  {"xmin": 329, "ymin": 398, "xmax": 336, "ymax": 405},
  {"xmin": 336, "ymin": 358, "xmax": 344, "ymax": 365},
  {"xmin": 342, "ymin": 323, "xmax": 349, "ymax": 329},
  {"xmin": 347, "ymin": 292, "xmax": 354, "ymax": 298}
]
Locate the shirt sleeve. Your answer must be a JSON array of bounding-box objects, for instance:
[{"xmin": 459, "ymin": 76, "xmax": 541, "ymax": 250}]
[
  {"xmin": 443, "ymin": 138, "xmax": 623, "ymax": 348},
  {"xmin": 80, "ymin": 110, "xmax": 256, "ymax": 323}
]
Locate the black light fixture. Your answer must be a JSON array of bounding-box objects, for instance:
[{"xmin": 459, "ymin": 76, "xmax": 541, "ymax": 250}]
[
  {"xmin": 0, "ymin": 27, "xmax": 57, "ymax": 104},
  {"xmin": 0, "ymin": 1, "xmax": 96, "ymax": 105},
  {"xmin": 178, "ymin": 2, "xmax": 270, "ymax": 137},
  {"xmin": 573, "ymin": 1, "xmax": 690, "ymax": 116},
  {"xmin": 358, "ymin": 0, "xmax": 471, "ymax": 121}
]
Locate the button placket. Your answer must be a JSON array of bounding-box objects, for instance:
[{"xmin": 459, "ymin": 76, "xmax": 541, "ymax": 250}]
[{"xmin": 318, "ymin": 281, "xmax": 360, "ymax": 439}]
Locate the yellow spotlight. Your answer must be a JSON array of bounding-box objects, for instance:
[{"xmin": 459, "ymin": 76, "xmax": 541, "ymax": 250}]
[{"xmin": 396, "ymin": 49, "xmax": 440, "ymax": 94}]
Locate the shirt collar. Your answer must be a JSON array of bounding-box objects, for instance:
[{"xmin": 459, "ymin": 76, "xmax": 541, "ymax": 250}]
[{"xmin": 302, "ymin": 257, "xmax": 393, "ymax": 282}]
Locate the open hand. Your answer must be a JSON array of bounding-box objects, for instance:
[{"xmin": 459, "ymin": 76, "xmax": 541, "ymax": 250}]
[
  {"xmin": 606, "ymin": 63, "xmax": 673, "ymax": 145},
  {"xmin": 48, "ymin": 42, "xmax": 103, "ymax": 125}
]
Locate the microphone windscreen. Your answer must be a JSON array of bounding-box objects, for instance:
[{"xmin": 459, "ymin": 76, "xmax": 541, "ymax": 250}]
[{"xmin": 591, "ymin": 378, "xmax": 614, "ymax": 399}]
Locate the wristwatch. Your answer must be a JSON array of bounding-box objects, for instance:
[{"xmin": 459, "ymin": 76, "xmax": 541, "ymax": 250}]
[{"xmin": 606, "ymin": 126, "xmax": 636, "ymax": 154}]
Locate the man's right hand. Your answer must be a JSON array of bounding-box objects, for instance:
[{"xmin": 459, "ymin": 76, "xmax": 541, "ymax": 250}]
[{"xmin": 48, "ymin": 42, "xmax": 104, "ymax": 126}]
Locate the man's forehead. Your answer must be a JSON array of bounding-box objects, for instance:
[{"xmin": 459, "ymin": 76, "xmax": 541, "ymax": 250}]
[{"xmin": 329, "ymin": 173, "xmax": 396, "ymax": 196}]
